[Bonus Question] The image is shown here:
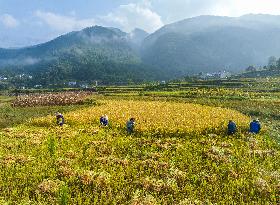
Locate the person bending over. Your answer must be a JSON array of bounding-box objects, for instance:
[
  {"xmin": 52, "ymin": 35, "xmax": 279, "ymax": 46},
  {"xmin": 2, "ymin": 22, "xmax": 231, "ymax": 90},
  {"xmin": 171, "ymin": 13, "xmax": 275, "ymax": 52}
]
[
  {"xmin": 126, "ymin": 118, "xmax": 136, "ymax": 134},
  {"xmin": 100, "ymin": 115, "xmax": 109, "ymax": 126},
  {"xmin": 56, "ymin": 112, "xmax": 65, "ymax": 126},
  {"xmin": 227, "ymin": 120, "xmax": 237, "ymax": 135}
]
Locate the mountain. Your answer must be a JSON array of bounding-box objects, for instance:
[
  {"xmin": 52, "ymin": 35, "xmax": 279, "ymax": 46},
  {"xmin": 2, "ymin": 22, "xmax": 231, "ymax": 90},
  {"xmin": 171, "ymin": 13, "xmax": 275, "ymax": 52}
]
[
  {"xmin": 0, "ymin": 26, "xmax": 135, "ymax": 65},
  {"xmin": 0, "ymin": 26, "xmax": 160, "ymax": 85},
  {"xmin": 141, "ymin": 14, "xmax": 280, "ymax": 77},
  {"xmin": 129, "ymin": 28, "xmax": 149, "ymax": 46},
  {"xmin": 2, "ymin": 14, "xmax": 280, "ymax": 86}
]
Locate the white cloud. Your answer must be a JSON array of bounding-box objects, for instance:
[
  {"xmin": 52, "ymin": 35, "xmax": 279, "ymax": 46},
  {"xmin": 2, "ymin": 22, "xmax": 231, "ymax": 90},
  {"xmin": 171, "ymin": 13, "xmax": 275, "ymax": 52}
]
[
  {"xmin": 35, "ymin": 10, "xmax": 96, "ymax": 32},
  {"xmin": 3, "ymin": 0, "xmax": 280, "ymax": 49},
  {"xmin": 0, "ymin": 14, "xmax": 19, "ymax": 28},
  {"xmin": 100, "ymin": 1, "xmax": 164, "ymax": 33},
  {"xmin": 219, "ymin": 0, "xmax": 280, "ymax": 17},
  {"xmin": 150, "ymin": 0, "xmax": 280, "ymax": 23}
]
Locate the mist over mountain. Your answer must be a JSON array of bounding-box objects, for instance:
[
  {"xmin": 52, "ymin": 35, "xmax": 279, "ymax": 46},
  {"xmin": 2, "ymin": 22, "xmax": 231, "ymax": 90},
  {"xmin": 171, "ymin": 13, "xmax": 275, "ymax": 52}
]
[
  {"xmin": 1, "ymin": 14, "xmax": 280, "ymax": 84},
  {"xmin": 141, "ymin": 14, "xmax": 280, "ymax": 77},
  {"xmin": 129, "ymin": 28, "xmax": 149, "ymax": 46},
  {"xmin": 0, "ymin": 26, "xmax": 160, "ymax": 85}
]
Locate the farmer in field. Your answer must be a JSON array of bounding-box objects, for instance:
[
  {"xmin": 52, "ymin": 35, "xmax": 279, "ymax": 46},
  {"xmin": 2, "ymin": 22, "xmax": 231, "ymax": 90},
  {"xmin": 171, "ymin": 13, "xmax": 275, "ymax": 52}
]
[
  {"xmin": 100, "ymin": 115, "xmax": 109, "ymax": 126},
  {"xmin": 227, "ymin": 120, "xmax": 237, "ymax": 135},
  {"xmin": 249, "ymin": 119, "xmax": 261, "ymax": 134},
  {"xmin": 56, "ymin": 112, "xmax": 64, "ymax": 126},
  {"xmin": 126, "ymin": 118, "xmax": 136, "ymax": 133}
]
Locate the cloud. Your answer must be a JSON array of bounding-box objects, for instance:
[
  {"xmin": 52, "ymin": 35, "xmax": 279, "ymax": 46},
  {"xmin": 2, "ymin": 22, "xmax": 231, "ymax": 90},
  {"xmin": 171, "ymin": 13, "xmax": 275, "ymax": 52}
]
[
  {"xmin": 22, "ymin": 57, "xmax": 41, "ymax": 65},
  {"xmin": 150, "ymin": 0, "xmax": 280, "ymax": 23},
  {"xmin": 149, "ymin": 0, "xmax": 225, "ymax": 23},
  {"xmin": 219, "ymin": 0, "xmax": 280, "ymax": 17},
  {"xmin": 35, "ymin": 10, "xmax": 96, "ymax": 32},
  {"xmin": 100, "ymin": 1, "xmax": 164, "ymax": 33},
  {"xmin": 2, "ymin": 0, "xmax": 280, "ymax": 48},
  {"xmin": 0, "ymin": 14, "xmax": 19, "ymax": 28}
]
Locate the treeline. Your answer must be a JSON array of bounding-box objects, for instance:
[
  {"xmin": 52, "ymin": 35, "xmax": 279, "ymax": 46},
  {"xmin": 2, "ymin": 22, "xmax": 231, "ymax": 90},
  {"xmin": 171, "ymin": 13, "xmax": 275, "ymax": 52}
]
[
  {"xmin": 0, "ymin": 43, "xmax": 166, "ymax": 89},
  {"xmin": 0, "ymin": 53, "xmax": 163, "ymax": 89},
  {"xmin": 246, "ymin": 56, "xmax": 280, "ymax": 72},
  {"xmin": 264, "ymin": 56, "xmax": 280, "ymax": 70}
]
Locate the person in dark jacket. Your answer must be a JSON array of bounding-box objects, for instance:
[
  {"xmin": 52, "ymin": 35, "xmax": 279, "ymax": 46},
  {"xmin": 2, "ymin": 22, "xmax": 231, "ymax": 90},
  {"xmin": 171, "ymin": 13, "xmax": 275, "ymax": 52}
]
[
  {"xmin": 126, "ymin": 118, "xmax": 136, "ymax": 133},
  {"xmin": 250, "ymin": 119, "xmax": 261, "ymax": 134},
  {"xmin": 56, "ymin": 112, "xmax": 64, "ymax": 126},
  {"xmin": 227, "ymin": 120, "xmax": 237, "ymax": 135},
  {"xmin": 100, "ymin": 115, "xmax": 109, "ymax": 126}
]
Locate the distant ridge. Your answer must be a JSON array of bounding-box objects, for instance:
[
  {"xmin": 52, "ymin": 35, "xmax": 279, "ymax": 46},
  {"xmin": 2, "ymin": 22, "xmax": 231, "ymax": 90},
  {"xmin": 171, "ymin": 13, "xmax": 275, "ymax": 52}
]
[
  {"xmin": 1, "ymin": 14, "xmax": 280, "ymax": 83},
  {"xmin": 0, "ymin": 26, "xmax": 160, "ymax": 85},
  {"xmin": 141, "ymin": 14, "xmax": 280, "ymax": 77}
]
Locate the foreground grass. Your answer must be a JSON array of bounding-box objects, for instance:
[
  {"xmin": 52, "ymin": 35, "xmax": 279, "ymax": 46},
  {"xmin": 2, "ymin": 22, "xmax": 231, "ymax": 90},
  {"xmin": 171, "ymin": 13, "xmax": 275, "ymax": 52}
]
[{"xmin": 0, "ymin": 99, "xmax": 279, "ymax": 204}]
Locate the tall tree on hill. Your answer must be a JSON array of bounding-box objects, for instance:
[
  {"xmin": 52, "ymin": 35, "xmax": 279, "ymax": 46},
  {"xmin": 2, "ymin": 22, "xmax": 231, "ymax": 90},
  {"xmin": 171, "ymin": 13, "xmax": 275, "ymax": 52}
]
[
  {"xmin": 268, "ymin": 56, "xmax": 277, "ymax": 70},
  {"xmin": 276, "ymin": 58, "xmax": 280, "ymax": 70},
  {"xmin": 246, "ymin": 65, "xmax": 257, "ymax": 72}
]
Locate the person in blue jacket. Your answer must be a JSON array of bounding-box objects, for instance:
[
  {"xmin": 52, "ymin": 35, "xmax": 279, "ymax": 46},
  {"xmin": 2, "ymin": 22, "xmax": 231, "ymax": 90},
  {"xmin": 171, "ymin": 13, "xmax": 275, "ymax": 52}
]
[
  {"xmin": 250, "ymin": 119, "xmax": 261, "ymax": 134},
  {"xmin": 56, "ymin": 112, "xmax": 64, "ymax": 126},
  {"xmin": 100, "ymin": 115, "xmax": 109, "ymax": 126},
  {"xmin": 126, "ymin": 118, "xmax": 136, "ymax": 133},
  {"xmin": 227, "ymin": 120, "xmax": 237, "ymax": 135}
]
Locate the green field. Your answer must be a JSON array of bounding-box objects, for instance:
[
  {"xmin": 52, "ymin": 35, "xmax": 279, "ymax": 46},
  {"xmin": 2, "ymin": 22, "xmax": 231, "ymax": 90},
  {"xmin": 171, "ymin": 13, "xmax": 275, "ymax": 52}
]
[{"xmin": 0, "ymin": 78, "xmax": 279, "ymax": 204}]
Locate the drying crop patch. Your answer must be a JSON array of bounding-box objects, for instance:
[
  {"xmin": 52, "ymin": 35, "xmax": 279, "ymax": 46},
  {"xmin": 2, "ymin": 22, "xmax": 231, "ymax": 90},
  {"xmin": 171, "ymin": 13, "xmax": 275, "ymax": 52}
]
[{"xmin": 12, "ymin": 91, "xmax": 93, "ymax": 107}]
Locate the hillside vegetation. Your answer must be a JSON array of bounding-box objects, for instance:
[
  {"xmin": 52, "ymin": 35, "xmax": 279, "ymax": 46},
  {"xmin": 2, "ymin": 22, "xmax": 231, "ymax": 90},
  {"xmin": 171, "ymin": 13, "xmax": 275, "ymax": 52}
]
[
  {"xmin": 2, "ymin": 15, "xmax": 280, "ymax": 84},
  {"xmin": 0, "ymin": 26, "xmax": 160, "ymax": 85}
]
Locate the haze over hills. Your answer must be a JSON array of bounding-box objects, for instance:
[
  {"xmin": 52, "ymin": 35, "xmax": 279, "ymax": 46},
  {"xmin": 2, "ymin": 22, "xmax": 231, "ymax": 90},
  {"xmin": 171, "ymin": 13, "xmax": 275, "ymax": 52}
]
[
  {"xmin": 0, "ymin": 26, "xmax": 160, "ymax": 85},
  {"xmin": 1, "ymin": 14, "xmax": 280, "ymax": 84},
  {"xmin": 142, "ymin": 14, "xmax": 280, "ymax": 76}
]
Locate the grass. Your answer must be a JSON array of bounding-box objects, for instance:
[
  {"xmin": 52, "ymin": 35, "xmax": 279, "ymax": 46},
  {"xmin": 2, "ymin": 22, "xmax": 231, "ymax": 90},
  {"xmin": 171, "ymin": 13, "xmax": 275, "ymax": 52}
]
[
  {"xmin": 0, "ymin": 117, "xmax": 278, "ymax": 204},
  {"xmin": 0, "ymin": 78, "xmax": 279, "ymax": 204}
]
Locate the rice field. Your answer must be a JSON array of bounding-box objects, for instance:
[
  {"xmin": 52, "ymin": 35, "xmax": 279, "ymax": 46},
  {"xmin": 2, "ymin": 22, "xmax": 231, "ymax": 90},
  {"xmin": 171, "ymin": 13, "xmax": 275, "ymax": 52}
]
[{"xmin": 0, "ymin": 98, "xmax": 278, "ymax": 204}]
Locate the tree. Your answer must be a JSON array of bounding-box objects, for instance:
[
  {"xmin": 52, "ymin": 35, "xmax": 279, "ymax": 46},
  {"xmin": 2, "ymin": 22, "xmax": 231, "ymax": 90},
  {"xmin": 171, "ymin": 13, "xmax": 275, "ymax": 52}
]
[
  {"xmin": 267, "ymin": 56, "xmax": 277, "ymax": 70},
  {"xmin": 268, "ymin": 56, "xmax": 277, "ymax": 67},
  {"xmin": 276, "ymin": 58, "xmax": 280, "ymax": 70},
  {"xmin": 246, "ymin": 65, "xmax": 256, "ymax": 72}
]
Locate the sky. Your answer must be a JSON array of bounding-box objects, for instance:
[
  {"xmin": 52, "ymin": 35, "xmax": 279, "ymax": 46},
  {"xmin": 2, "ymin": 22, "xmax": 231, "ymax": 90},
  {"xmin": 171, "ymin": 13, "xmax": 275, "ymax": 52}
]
[{"xmin": 0, "ymin": 0, "xmax": 280, "ymax": 48}]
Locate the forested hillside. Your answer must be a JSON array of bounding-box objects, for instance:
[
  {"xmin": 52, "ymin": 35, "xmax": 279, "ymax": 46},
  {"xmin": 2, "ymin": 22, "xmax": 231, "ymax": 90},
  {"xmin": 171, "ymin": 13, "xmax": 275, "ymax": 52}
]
[
  {"xmin": 0, "ymin": 26, "xmax": 160, "ymax": 85},
  {"xmin": 2, "ymin": 14, "xmax": 280, "ymax": 85},
  {"xmin": 142, "ymin": 14, "xmax": 280, "ymax": 77}
]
